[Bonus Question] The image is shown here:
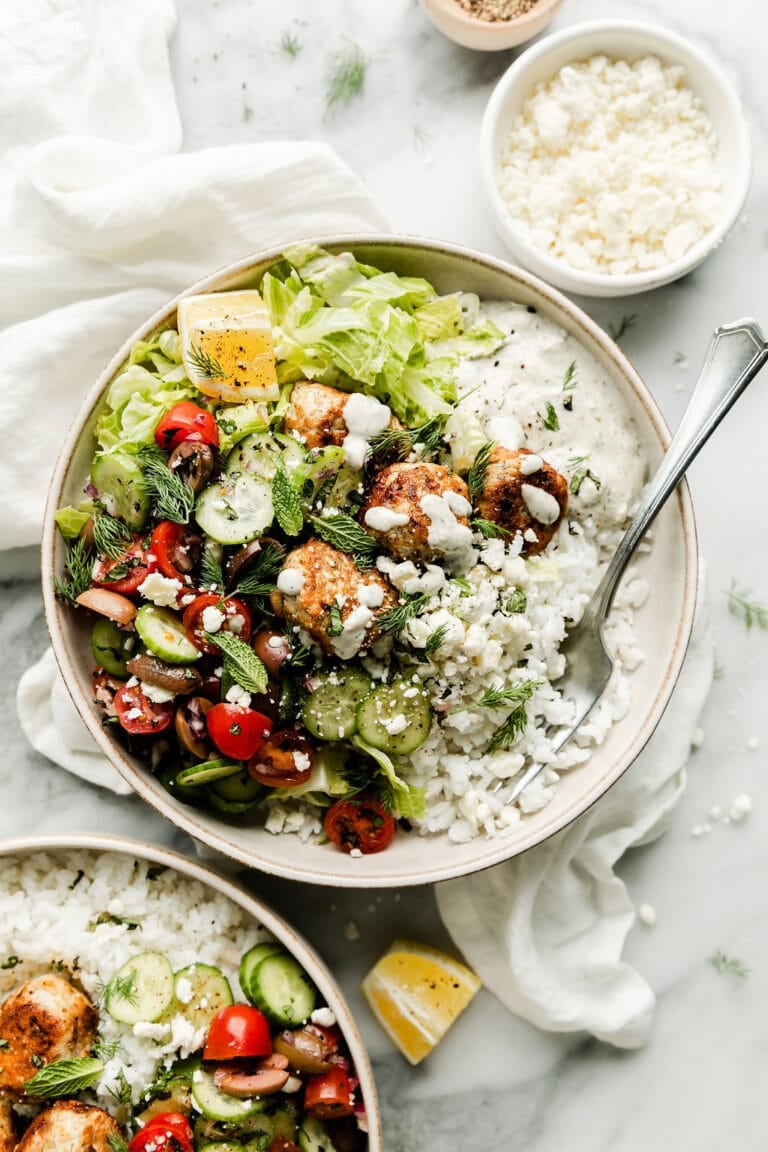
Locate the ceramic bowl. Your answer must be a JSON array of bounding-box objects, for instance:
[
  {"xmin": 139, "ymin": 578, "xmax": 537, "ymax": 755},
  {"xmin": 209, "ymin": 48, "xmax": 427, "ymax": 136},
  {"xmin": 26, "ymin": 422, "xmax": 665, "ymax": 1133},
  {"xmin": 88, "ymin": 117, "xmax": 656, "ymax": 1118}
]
[
  {"xmin": 480, "ymin": 20, "xmax": 752, "ymax": 296},
  {"xmin": 418, "ymin": 0, "xmax": 564, "ymax": 52},
  {"xmin": 0, "ymin": 832, "xmax": 382, "ymax": 1148},
  {"xmin": 43, "ymin": 235, "xmax": 698, "ymax": 887}
]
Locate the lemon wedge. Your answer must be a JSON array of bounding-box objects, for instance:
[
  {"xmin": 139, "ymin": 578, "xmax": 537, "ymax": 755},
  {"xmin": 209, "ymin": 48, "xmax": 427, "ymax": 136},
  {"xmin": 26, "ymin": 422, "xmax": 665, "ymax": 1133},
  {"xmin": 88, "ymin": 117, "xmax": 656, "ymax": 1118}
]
[
  {"xmin": 361, "ymin": 939, "xmax": 481, "ymax": 1065},
  {"xmin": 178, "ymin": 290, "xmax": 279, "ymax": 403}
]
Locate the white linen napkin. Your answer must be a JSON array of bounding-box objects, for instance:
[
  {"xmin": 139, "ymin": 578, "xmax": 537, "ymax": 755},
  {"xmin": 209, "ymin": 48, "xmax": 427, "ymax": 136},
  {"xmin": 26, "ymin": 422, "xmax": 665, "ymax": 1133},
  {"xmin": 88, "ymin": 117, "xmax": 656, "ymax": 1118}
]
[{"xmin": 9, "ymin": 0, "xmax": 713, "ymax": 1049}]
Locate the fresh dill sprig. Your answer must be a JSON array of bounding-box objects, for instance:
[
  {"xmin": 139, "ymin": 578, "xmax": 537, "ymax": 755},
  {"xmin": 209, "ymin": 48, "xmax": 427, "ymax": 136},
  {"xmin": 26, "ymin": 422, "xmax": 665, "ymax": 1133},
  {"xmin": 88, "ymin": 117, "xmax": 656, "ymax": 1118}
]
[
  {"xmin": 106, "ymin": 1067, "xmax": 133, "ymax": 1109},
  {"xmin": 326, "ymin": 40, "xmax": 367, "ymax": 116},
  {"xmin": 608, "ymin": 314, "xmax": 637, "ymax": 343},
  {"xmin": 199, "ymin": 546, "xmax": 224, "ymax": 592},
  {"xmin": 91, "ymin": 1037, "xmax": 122, "ymax": 1062},
  {"xmin": 542, "ymin": 402, "xmax": 560, "ymax": 432},
  {"xmin": 379, "ymin": 593, "xmax": 431, "ymax": 635},
  {"xmin": 471, "ymin": 517, "xmax": 510, "ymax": 540},
  {"xmin": 279, "ymin": 30, "xmax": 302, "ymax": 57},
  {"xmin": 424, "ymin": 624, "xmax": 449, "ymax": 656},
  {"xmin": 727, "ymin": 581, "xmax": 768, "ymax": 630},
  {"xmin": 451, "ymin": 577, "xmax": 474, "ymax": 597},
  {"xmin": 187, "ymin": 343, "xmax": 226, "ymax": 380},
  {"xmin": 232, "ymin": 542, "xmax": 285, "ymax": 598},
  {"xmin": 708, "ymin": 950, "xmax": 750, "ymax": 978},
  {"xmin": 92, "ymin": 514, "xmax": 132, "ymax": 560},
  {"xmin": 454, "ymin": 678, "xmax": 541, "ymax": 713},
  {"xmin": 105, "ymin": 969, "xmax": 138, "ymax": 1011},
  {"xmin": 569, "ymin": 452, "xmax": 602, "ymax": 495},
  {"xmin": 309, "ymin": 513, "xmax": 377, "ymax": 565},
  {"xmin": 368, "ymin": 416, "xmax": 447, "ymax": 463},
  {"xmin": 108, "ymin": 1135, "xmax": 130, "ymax": 1152},
  {"xmin": 467, "ymin": 441, "xmax": 495, "ymax": 502},
  {"xmin": 562, "ymin": 361, "xmax": 578, "ymax": 391},
  {"xmin": 54, "ymin": 537, "xmax": 93, "ymax": 606},
  {"xmin": 87, "ymin": 912, "xmax": 141, "ymax": 932},
  {"xmin": 503, "ymin": 588, "xmax": 527, "ymax": 614},
  {"xmin": 340, "ymin": 760, "xmax": 395, "ymax": 811},
  {"xmin": 138, "ymin": 448, "xmax": 194, "ymax": 523}
]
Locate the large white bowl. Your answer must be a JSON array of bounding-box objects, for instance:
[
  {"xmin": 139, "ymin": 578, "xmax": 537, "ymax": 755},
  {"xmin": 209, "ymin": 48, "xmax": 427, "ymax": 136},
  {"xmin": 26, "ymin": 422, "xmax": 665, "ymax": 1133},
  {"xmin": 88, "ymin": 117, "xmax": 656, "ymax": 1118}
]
[
  {"xmin": 480, "ymin": 20, "xmax": 752, "ymax": 297},
  {"xmin": 43, "ymin": 235, "xmax": 698, "ymax": 887},
  {"xmin": 0, "ymin": 833, "xmax": 382, "ymax": 1149}
]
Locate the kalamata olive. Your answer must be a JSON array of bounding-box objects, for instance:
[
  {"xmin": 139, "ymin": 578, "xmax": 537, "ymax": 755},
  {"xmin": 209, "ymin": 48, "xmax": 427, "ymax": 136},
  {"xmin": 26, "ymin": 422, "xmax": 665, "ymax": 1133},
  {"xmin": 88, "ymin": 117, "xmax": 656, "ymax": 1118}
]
[
  {"xmin": 76, "ymin": 588, "xmax": 137, "ymax": 624},
  {"xmin": 213, "ymin": 1054, "xmax": 289, "ymax": 1097},
  {"xmin": 325, "ymin": 1118, "xmax": 359, "ymax": 1152},
  {"xmin": 252, "ymin": 629, "xmax": 291, "ymax": 678},
  {"xmin": 168, "ymin": 440, "xmax": 215, "ymax": 493},
  {"xmin": 248, "ymin": 681, "xmax": 281, "ymax": 723},
  {"xmin": 248, "ymin": 729, "xmax": 313, "ymax": 788},
  {"xmin": 226, "ymin": 536, "xmax": 285, "ymax": 591},
  {"xmin": 175, "ymin": 696, "xmax": 213, "ymax": 758},
  {"xmin": 126, "ymin": 653, "xmax": 202, "ymax": 694},
  {"xmin": 272, "ymin": 1028, "xmax": 334, "ymax": 1075}
]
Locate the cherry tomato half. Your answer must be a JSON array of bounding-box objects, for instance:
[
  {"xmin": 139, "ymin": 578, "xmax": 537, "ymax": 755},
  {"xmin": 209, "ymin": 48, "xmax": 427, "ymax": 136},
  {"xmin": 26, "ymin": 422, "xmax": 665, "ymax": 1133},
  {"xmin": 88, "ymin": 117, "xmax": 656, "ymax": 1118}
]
[
  {"xmin": 155, "ymin": 400, "xmax": 219, "ymax": 452},
  {"xmin": 324, "ymin": 795, "xmax": 396, "ymax": 855},
  {"xmin": 150, "ymin": 521, "xmax": 201, "ymax": 585},
  {"xmin": 183, "ymin": 593, "xmax": 252, "ymax": 655},
  {"xmin": 206, "ymin": 703, "xmax": 272, "ymax": 760},
  {"xmin": 92, "ymin": 537, "xmax": 156, "ymax": 596},
  {"xmin": 128, "ymin": 1112, "xmax": 194, "ymax": 1152},
  {"xmin": 114, "ymin": 683, "xmax": 174, "ymax": 736},
  {"xmin": 304, "ymin": 1064, "xmax": 356, "ymax": 1119},
  {"xmin": 204, "ymin": 1004, "xmax": 272, "ymax": 1061},
  {"xmin": 247, "ymin": 729, "xmax": 313, "ymax": 788},
  {"xmin": 268, "ymin": 1139, "xmax": 301, "ymax": 1152}
]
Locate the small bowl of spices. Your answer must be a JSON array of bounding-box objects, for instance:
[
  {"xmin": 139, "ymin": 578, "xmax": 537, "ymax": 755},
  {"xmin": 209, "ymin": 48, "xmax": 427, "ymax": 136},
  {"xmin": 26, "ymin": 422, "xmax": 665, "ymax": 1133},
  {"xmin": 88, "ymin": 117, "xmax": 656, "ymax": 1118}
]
[
  {"xmin": 419, "ymin": 0, "xmax": 565, "ymax": 52},
  {"xmin": 480, "ymin": 20, "xmax": 751, "ymax": 295}
]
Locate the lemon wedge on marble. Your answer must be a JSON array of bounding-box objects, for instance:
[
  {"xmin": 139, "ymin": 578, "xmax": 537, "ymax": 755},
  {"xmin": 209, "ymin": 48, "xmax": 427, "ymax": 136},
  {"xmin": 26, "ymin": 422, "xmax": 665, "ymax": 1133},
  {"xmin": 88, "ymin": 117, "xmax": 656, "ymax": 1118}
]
[
  {"xmin": 178, "ymin": 290, "xmax": 279, "ymax": 403},
  {"xmin": 361, "ymin": 939, "xmax": 481, "ymax": 1064}
]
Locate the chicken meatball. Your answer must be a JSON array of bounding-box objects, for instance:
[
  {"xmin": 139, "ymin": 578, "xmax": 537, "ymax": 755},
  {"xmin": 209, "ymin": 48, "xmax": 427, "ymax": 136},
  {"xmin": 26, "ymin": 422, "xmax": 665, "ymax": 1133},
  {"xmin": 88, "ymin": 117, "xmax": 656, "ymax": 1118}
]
[
  {"xmin": 0, "ymin": 1099, "xmax": 15, "ymax": 1152},
  {"xmin": 270, "ymin": 538, "xmax": 397, "ymax": 659},
  {"xmin": 474, "ymin": 446, "xmax": 568, "ymax": 555},
  {"xmin": 360, "ymin": 462, "xmax": 473, "ymax": 565},
  {"xmin": 0, "ymin": 975, "xmax": 98, "ymax": 1100},
  {"xmin": 285, "ymin": 381, "xmax": 400, "ymax": 454},
  {"xmin": 15, "ymin": 1099, "xmax": 121, "ymax": 1152}
]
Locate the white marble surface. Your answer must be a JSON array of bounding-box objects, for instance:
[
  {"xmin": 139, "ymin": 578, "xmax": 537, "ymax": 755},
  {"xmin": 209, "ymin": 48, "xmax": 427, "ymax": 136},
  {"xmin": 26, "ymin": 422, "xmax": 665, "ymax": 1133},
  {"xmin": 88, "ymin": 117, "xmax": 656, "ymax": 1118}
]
[{"xmin": 3, "ymin": 0, "xmax": 768, "ymax": 1147}]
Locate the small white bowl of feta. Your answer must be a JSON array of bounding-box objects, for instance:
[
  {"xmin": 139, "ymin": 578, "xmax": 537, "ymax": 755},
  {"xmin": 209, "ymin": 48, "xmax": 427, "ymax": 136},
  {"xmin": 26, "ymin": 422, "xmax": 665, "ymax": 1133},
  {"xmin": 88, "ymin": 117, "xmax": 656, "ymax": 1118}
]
[{"xmin": 480, "ymin": 20, "xmax": 752, "ymax": 297}]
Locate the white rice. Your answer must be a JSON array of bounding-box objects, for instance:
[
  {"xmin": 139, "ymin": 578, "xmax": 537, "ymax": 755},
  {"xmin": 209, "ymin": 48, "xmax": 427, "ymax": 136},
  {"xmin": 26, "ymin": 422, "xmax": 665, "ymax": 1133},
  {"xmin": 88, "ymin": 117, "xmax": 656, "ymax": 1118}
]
[{"xmin": 0, "ymin": 850, "xmax": 265, "ymax": 1114}]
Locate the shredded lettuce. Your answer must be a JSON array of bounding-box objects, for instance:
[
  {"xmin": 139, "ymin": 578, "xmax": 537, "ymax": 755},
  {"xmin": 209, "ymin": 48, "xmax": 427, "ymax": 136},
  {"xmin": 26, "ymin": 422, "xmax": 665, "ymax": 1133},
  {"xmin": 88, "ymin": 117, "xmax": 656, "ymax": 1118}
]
[
  {"xmin": 352, "ymin": 737, "xmax": 427, "ymax": 820},
  {"xmin": 96, "ymin": 363, "xmax": 197, "ymax": 453},
  {"xmin": 54, "ymin": 505, "xmax": 92, "ymax": 539},
  {"xmin": 261, "ymin": 245, "xmax": 507, "ymax": 426},
  {"xmin": 216, "ymin": 402, "xmax": 271, "ymax": 457}
]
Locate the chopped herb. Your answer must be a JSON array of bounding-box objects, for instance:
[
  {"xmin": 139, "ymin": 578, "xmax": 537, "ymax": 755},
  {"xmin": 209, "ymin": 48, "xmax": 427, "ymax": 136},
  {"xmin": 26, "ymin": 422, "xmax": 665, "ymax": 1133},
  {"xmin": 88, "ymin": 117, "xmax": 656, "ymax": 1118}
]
[
  {"xmin": 1, "ymin": 955, "xmax": 19, "ymax": 969},
  {"xmin": 309, "ymin": 513, "xmax": 377, "ymax": 565},
  {"xmin": 138, "ymin": 448, "xmax": 194, "ymax": 524},
  {"xmin": 87, "ymin": 912, "xmax": 141, "ymax": 932},
  {"xmin": 452, "ymin": 577, "xmax": 474, "ymax": 597},
  {"xmin": 92, "ymin": 514, "xmax": 132, "ymax": 560},
  {"xmin": 471, "ymin": 517, "xmax": 510, "ymax": 539},
  {"xmin": 708, "ymin": 951, "xmax": 750, "ymax": 978},
  {"xmin": 243, "ymin": 103, "xmax": 253, "ymax": 122},
  {"xmin": 31, "ymin": 1054, "xmax": 44, "ymax": 1068},
  {"xmin": 608, "ymin": 313, "xmax": 637, "ymax": 343},
  {"xmin": 69, "ymin": 869, "xmax": 85, "ymax": 889},
  {"xmin": 23, "ymin": 1056, "xmax": 104, "ymax": 1098},
  {"xmin": 106, "ymin": 1067, "xmax": 133, "ymax": 1108},
  {"xmin": 467, "ymin": 441, "xmax": 495, "ymax": 502},
  {"xmin": 327, "ymin": 602, "xmax": 345, "ymax": 638},
  {"xmin": 542, "ymin": 402, "xmax": 560, "ymax": 432},
  {"xmin": 92, "ymin": 1037, "xmax": 122, "ymax": 1062},
  {"xmin": 424, "ymin": 624, "xmax": 449, "ymax": 656},
  {"xmin": 727, "ymin": 581, "xmax": 768, "ymax": 630},
  {"xmin": 562, "ymin": 361, "xmax": 577, "ymax": 392},
  {"xmin": 570, "ymin": 467, "xmax": 602, "ymax": 496},
  {"xmin": 187, "ymin": 343, "xmax": 226, "ymax": 380},
  {"xmin": 199, "ymin": 547, "xmax": 224, "ymax": 592},
  {"xmin": 287, "ymin": 635, "xmax": 312, "ymax": 668},
  {"xmin": 326, "ymin": 39, "xmax": 367, "ymax": 116},
  {"xmin": 105, "ymin": 969, "xmax": 138, "ymax": 1011},
  {"xmin": 271, "ymin": 457, "xmax": 304, "ymax": 536},
  {"xmin": 368, "ymin": 416, "xmax": 447, "ymax": 463},
  {"xmin": 455, "ymin": 678, "xmax": 541, "ymax": 713},
  {"xmin": 232, "ymin": 542, "xmax": 285, "ymax": 598},
  {"xmin": 713, "ymin": 659, "xmax": 726, "ymax": 680},
  {"xmin": 205, "ymin": 630, "xmax": 269, "ymax": 694},
  {"xmin": 108, "ymin": 1135, "xmax": 130, "ymax": 1152},
  {"xmin": 279, "ymin": 30, "xmax": 302, "ymax": 56},
  {"xmin": 379, "ymin": 593, "xmax": 432, "ymax": 635},
  {"xmin": 54, "ymin": 537, "xmax": 93, "ymax": 606},
  {"xmin": 504, "ymin": 589, "xmax": 527, "ymax": 614}
]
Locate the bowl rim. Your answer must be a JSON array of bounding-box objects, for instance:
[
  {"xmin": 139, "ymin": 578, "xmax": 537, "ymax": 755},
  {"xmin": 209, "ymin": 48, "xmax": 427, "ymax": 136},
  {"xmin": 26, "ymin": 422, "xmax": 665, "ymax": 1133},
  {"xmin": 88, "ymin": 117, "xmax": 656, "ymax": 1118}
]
[
  {"xmin": 480, "ymin": 18, "xmax": 753, "ymax": 296},
  {"xmin": 0, "ymin": 831, "xmax": 383, "ymax": 1149},
  {"xmin": 42, "ymin": 232, "xmax": 699, "ymax": 887},
  {"xmin": 422, "ymin": 0, "xmax": 564, "ymax": 32}
]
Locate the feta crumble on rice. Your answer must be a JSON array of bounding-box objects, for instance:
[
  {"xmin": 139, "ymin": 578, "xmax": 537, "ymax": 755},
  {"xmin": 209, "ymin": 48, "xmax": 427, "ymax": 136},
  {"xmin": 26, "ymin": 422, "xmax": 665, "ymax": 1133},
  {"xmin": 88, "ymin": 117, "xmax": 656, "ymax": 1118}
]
[{"xmin": 0, "ymin": 851, "xmax": 266, "ymax": 1114}]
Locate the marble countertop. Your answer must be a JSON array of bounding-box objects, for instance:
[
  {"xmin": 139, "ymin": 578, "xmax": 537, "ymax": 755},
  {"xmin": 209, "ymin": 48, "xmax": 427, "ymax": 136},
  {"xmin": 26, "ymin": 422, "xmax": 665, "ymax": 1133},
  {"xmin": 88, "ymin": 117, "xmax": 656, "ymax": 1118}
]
[{"xmin": 3, "ymin": 0, "xmax": 768, "ymax": 1147}]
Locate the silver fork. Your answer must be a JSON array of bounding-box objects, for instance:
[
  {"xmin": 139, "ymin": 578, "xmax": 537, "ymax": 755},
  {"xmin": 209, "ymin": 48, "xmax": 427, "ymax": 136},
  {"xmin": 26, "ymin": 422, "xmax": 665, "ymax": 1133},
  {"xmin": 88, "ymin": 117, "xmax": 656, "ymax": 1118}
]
[{"xmin": 497, "ymin": 318, "xmax": 768, "ymax": 807}]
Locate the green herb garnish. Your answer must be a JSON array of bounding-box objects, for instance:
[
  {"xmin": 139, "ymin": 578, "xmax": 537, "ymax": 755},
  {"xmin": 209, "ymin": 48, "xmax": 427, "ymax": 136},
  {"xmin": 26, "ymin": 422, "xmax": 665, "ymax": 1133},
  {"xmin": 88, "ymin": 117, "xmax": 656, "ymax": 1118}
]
[
  {"xmin": 1, "ymin": 956, "xmax": 19, "ymax": 970},
  {"xmin": 504, "ymin": 589, "xmax": 527, "ymax": 614},
  {"xmin": 187, "ymin": 343, "xmax": 226, "ymax": 381},
  {"xmin": 326, "ymin": 39, "xmax": 367, "ymax": 115},
  {"xmin": 608, "ymin": 314, "xmax": 637, "ymax": 343},
  {"xmin": 309, "ymin": 513, "xmax": 377, "ymax": 565},
  {"xmin": 727, "ymin": 581, "xmax": 768, "ymax": 630},
  {"xmin": 23, "ymin": 1056, "xmax": 103, "ymax": 1099},
  {"xmin": 327, "ymin": 602, "xmax": 345, "ymax": 638},
  {"xmin": 92, "ymin": 514, "xmax": 132, "ymax": 560},
  {"xmin": 205, "ymin": 630, "xmax": 269, "ymax": 694},
  {"xmin": 106, "ymin": 1067, "xmax": 133, "ymax": 1108},
  {"xmin": 379, "ymin": 593, "xmax": 431, "ymax": 635},
  {"xmin": 542, "ymin": 402, "xmax": 559, "ymax": 432},
  {"xmin": 199, "ymin": 546, "xmax": 224, "ymax": 592},
  {"xmin": 467, "ymin": 441, "xmax": 495, "ymax": 502},
  {"xmin": 471, "ymin": 517, "xmax": 510, "ymax": 539},
  {"xmin": 138, "ymin": 448, "xmax": 194, "ymax": 524},
  {"xmin": 105, "ymin": 969, "xmax": 138, "ymax": 1010},
  {"xmin": 562, "ymin": 361, "xmax": 577, "ymax": 392},
  {"xmin": 54, "ymin": 537, "xmax": 93, "ymax": 606},
  {"xmin": 87, "ymin": 912, "xmax": 141, "ymax": 932},
  {"xmin": 272, "ymin": 457, "xmax": 304, "ymax": 536},
  {"xmin": 108, "ymin": 1134, "xmax": 130, "ymax": 1152},
  {"xmin": 424, "ymin": 624, "xmax": 449, "ymax": 656},
  {"xmin": 232, "ymin": 542, "xmax": 285, "ymax": 598},
  {"xmin": 279, "ymin": 30, "xmax": 302, "ymax": 56},
  {"xmin": 368, "ymin": 416, "xmax": 447, "ymax": 463},
  {"xmin": 708, "ymin": 951, "xmax": 750, "ymax": 978}
]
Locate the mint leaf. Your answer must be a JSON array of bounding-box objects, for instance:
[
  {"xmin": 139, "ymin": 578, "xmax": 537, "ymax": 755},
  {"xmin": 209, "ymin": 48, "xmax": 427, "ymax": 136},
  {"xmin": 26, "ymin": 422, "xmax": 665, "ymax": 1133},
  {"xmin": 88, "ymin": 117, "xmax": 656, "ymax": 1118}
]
[
  {"xmin": 23, "ymin": 1057, "xmax": 103, "ymax": 1098},
  {"xmin": 205, "ymin": 630, "xmax": 269, "ymax": 694},
  {"xmin": 309, "ymin": 513, "xmax": 377, "ymax": 563},
  {"xmin": 271, "ymin": 457, "xmax": 304, "ymax": 536}
]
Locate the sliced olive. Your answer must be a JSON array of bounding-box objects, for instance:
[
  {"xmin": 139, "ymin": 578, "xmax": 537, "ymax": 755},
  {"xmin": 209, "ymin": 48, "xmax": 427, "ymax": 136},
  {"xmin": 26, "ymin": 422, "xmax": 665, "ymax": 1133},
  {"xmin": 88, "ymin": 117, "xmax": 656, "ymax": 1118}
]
[
  {"xmin": 126, "ymin": 653, "xmax": 202, "ymax": 694},
  {"xmin": 168, "ymin": 440, "xmax": 214, "ymax": 493},
  {"xmin": 175, "ymin": 696, "xmax": 213, "ymax": 758}
]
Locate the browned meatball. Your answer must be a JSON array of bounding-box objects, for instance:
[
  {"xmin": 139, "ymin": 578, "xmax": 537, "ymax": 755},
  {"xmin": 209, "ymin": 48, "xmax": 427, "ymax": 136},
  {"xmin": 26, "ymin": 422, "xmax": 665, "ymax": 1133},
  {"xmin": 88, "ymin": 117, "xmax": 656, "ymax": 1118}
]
[
  {"xmin": 0, "ymin": 975, "xmax": 98, "ymax": 1100},
  {"xmin": 0, "ymin": 1099, "xmax": 15, "ymax": 1152},
  {"xmin": 284, "ymin": 381, "xmax": 401, "ymax": 451},
  {"xmin": 359, "ymin": 462, "xmax": 472, "ymax": 564},
  {"xmin": 15, "ymin": 1099, "xmax": 121, "ymax": 1152},
  {"xmin": 270, "ymin": 538, "xmax": 397, "ymax": 658},
  {"xmin": 475, "ymin": 446, "xmax": 568, "ymax": 555}
]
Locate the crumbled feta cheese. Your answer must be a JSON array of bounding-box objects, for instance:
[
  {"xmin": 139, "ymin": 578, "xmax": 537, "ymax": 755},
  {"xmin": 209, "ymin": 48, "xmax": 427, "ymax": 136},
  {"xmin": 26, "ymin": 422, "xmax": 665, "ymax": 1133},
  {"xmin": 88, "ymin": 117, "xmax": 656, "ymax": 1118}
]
[
  {"xmin": 124, "ymin": 707, "xmax": 144, "ymax": 722},
  {"xmin": 228, "ymin": 612, "xmax": 246, "ymax": 634},
  {"xmin": 201, "ymin": 605, "xmax": 226, "ymax": 633},
  {"xmin": 358, "ymin": 583, "xmax": 386, "ymax": 608},
  {"xmin": 225, "ymin": 683, "xmax": 252, "ymax": 708},
  {"xmin": 364, "ymin": 506, "xmax": 409, "ymax": 532},
  {"xmin": 277, "ymin": 569, "xmax": 305, "ymax": 596},
  {"xmin": 638, "ymin": 903, "xmax": 657, "ymax": 927},
  {"xmin": 140, "ymin": 681, "xmax": 175, "ymax": 704},
  {"xmin": 174, "ymin": 977, "xmax": 194, "ymax": 1005},
  {"xmin": 382, "ymin": 713, "xmax": 408, "ymax": 736},
  {"xmin": 729, "ymin": 793, "xmax": 752, "ymax": 822},
  {"xmin": 310, "ymin": 1006, "xmax": 337, "ymax": 1027},
  {"xmin": 348, "ymin": 847, "xmax": 363, "ymax": 858},
  {"xmin": 133, "ymin": 1021, "xmax": 171, "ymax": 1040},
  {"xmin": 137, "ymin": 572, "xmax": 183, "ymax": 607}
]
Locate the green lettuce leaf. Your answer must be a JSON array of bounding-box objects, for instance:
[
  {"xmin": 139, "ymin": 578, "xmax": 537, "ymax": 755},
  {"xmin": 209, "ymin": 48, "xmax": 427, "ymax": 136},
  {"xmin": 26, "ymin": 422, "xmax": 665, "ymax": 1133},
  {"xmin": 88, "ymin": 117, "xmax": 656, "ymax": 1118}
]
[
  {"xmin": 352, "ymin": 737, "xmax": 427, "ymax": 820},
  {"xmin": 96, "ymin": 365, "xmax": 197, "ymax": 453}
]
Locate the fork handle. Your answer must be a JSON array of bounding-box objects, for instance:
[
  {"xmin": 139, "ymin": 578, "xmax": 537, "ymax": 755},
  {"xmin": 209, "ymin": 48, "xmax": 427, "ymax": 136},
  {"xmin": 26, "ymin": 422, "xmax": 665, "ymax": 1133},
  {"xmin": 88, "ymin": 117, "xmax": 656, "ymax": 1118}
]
[{"xmin": 589, "ymin": 318, "xmax": 768, "ymax": 623}]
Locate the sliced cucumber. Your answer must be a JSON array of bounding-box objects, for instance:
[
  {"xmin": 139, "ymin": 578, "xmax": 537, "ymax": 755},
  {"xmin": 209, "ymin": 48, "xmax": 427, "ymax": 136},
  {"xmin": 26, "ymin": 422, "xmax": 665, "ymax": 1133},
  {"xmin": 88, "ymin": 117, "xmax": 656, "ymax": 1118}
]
[
  {"xmin": 172, "ymin": 963, "xmax": 233, "ymax": 1032},
  {"xmin": 227, "ymin": 431, "xmax": 305, "ymax": 481},
  {"xmin": 239, "ymin": 942, "xmax": 282, "ymax": 1002},
  {"xmin": 197, "ymin": 1143, "xmax": 244, "ymax": 1152},
  {"xmin": 302, "ymin": 667, "xmax": 373, "ymax": 742},
  {"xmin": 176, "ymin": 759, "xmax": 242, "ymax": 787},
  {"xmin": 135, "ymin": 604, "xmax": 200, "ymax": 664},
  {"xmin": 270, "ymin": 1100, "xmax": 298, "ymax": 1141},
  {"xmin": 298, "ymin": 1116, "xmax": 334, "ymax": 1152},
  {"xmin": 196, "ymin": 472, "xmax": 274, "ymax": 545},
  {"xmin": 355, "ymin": 678, "xmax": 433, "ymax": 755},
  {"xmin": 207, "ymin": 792, "xmax": 263, "ymax": 816},
  {"xmin": 91, "ymin": 450, "xmax": 150, "ymax": 530},
  {"xmin": 210, "ymin": 770, "xmax": 267, "ymax": 804},
  {"xmin": 105, "ymin": 950, "xmax": 174, "ymax": 1025},
  {"xmin": 91, "ymin": 617, "xmax": 134, "ymax": 677},
  {"xmin": 191, "ymin": 1067, "xmax": 267, "ymax": 1122},
  {"xmin": 246, "ymin": 952, "xmax": 317, "ymax": 1026}
]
